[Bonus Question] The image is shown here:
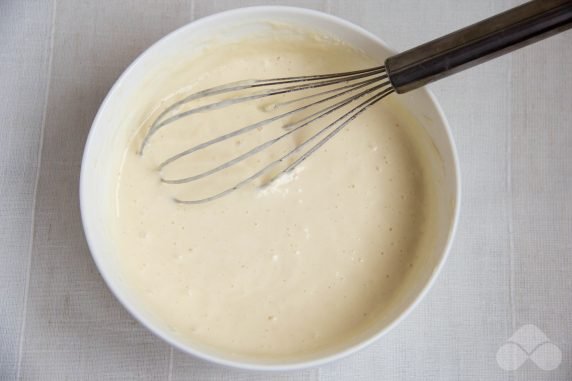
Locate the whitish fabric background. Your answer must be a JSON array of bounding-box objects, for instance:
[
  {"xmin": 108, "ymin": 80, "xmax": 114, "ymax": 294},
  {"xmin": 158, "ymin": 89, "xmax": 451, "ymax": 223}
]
[{"xmin": 1, "ymin": 0, "xmax": 571, "ymax": 379}]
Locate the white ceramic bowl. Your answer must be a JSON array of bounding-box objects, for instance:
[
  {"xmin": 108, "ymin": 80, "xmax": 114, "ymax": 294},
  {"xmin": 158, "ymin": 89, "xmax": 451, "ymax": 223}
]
[{"xmin": 80, "ymin": 6, "xmax": 460, "ymax": 371}]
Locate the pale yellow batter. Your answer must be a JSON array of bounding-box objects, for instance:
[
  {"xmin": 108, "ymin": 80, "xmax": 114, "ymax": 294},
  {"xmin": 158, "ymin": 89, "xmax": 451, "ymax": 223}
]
[{"xmin": 113, "ymin": 29, "xmax": 438, "ymax": 361}]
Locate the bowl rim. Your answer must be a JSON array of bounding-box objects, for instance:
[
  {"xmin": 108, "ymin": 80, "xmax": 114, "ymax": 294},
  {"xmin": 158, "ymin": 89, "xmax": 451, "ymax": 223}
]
[{"xmin": 80, "ymin": 5, "xmax": 461, "ymax": 372}]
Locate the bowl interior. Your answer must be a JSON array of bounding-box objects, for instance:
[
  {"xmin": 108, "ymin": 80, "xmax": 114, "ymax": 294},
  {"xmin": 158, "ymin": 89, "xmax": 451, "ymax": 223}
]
[{"xmin": 80, "ymin": 6, "xmax": 459, "ymax": 370}]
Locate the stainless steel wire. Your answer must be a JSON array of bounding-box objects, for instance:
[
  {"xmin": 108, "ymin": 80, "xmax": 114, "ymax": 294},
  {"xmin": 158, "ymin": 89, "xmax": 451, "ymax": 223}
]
[{"xmin": 140, "ymin": 65, "xmax": 395, "ymax": 204}]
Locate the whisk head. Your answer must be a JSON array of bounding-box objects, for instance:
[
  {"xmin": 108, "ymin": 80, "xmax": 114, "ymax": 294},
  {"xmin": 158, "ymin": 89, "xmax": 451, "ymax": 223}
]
[{"xmin": 139, "ymin": 65, "xmax": 395, "ymax": 204}]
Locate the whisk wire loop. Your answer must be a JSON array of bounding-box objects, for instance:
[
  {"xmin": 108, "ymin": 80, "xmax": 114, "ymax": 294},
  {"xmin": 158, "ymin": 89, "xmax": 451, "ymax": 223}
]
[{"xmin": 141, "ymin": 66, "xmax": 394, "ymax": 204}]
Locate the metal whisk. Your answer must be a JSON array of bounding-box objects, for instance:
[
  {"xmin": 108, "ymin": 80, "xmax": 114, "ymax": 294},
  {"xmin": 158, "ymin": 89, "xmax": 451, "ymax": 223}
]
[{"xmin": 141, "ymin": 0, "xmax": 571, "ymax": 204}]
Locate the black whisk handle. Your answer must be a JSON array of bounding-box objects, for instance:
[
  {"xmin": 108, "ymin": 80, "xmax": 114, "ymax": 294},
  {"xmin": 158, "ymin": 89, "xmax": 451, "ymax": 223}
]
[{"xmin": 385, "ymin": 0, "xmax": 572, "ymax": 93}]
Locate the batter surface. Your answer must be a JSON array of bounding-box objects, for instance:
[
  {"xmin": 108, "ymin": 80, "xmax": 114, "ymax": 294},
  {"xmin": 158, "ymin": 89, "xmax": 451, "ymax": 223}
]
[{"xmin": 113, "ymin": 29, "xmax": 438, "ymax": 361}]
